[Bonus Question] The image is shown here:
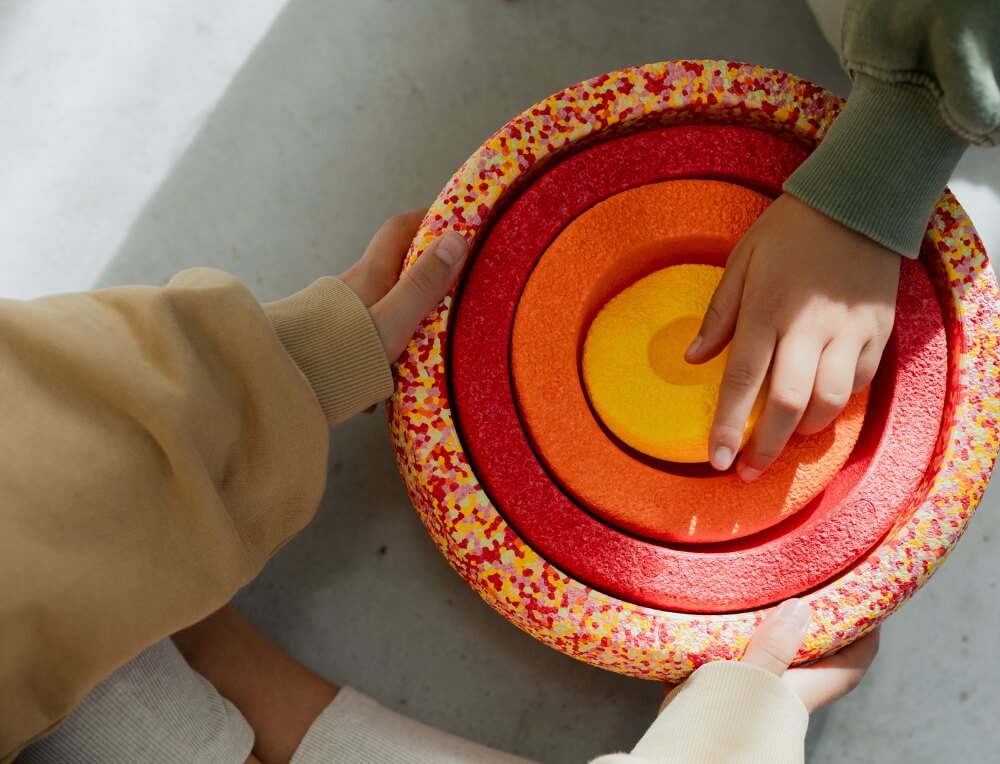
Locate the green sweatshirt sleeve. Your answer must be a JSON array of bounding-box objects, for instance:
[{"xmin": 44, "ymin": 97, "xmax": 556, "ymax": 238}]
[{"xmin": 784, "ymin": 0, "xmax": 1000, "ymax": 257}]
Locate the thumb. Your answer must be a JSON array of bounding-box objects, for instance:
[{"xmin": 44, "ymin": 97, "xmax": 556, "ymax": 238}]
[
  {"xmin": 741, "ymin": 598, "xmax": 811, "ymax": 676},
  {"xmin": 369, "ymin": 231, "xmax": 468, "ymax": 361},
  {"xmin": 685, "ymin": 245, "xmax": 749, "ymax": 364}
]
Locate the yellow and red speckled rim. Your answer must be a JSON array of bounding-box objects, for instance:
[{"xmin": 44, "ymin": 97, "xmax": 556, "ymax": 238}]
[{"xmin": 387, "ymin": 60, "xmax": 1000, "ymax": 681}]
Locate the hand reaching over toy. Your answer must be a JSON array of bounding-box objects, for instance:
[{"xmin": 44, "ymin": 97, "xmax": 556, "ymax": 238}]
[
  {"xmin": 339, "ymin": 209, "xmax": 468, "ymax": 363},
  {"xmin": 686, "ymin": 194, "xmax": 900, "ymax": 481}
]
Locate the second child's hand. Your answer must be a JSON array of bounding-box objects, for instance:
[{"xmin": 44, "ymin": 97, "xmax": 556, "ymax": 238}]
[
  {"xmin": 660, "ymin": 599, "xmax": 881, "ymax": 714},
  {"xmin": 339, "ymin": 210, "xmax": 468, "ymax": 363}
]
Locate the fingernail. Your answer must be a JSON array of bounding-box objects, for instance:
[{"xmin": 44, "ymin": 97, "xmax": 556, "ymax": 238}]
[
  {"xmin": 775, "ymin": 599, "xmax": 811, "ymax": 630},
  {"xmin": 436, "ymin": 232, "xmax": 467, "ymax": 266},
  {"xmin": 685, "ymin": 335, "xmax": 702, "ymax": 358},
  {"xmin": 712, "ymin": 446, "xmax": 734, "ymax": 471},
  {"xmin": 739, "ymin": 465, "xmax": 762, "ymax": 482}
]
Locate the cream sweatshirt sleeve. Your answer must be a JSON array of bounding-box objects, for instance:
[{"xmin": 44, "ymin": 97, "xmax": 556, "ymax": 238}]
[
  {"xmin": 0, "ymin": 269, "xmax": 392, "ymax": 761},
  {"xmin": 589, "ymin": 662, "xmax": 809, "ymax": 764}
]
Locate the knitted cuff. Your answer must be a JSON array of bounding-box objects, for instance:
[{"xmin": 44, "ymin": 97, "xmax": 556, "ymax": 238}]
[
  {"xmin": 263, "ymin": 278, "xmax": 394, "ymax": 428},
  {"xmin": 15, "ymin": 639, "xmax": 253, "ymax": 764},
  {"xmin": 784, "ymin": 73, "xmax": 968, "ymax": 257},
  {"xmin": 291, "ymin": 686, "xmax": 534, "ymax": 764}
]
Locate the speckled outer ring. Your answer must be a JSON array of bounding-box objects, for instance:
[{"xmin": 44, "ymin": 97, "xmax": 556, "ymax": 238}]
[{"xmin": 387, "ymin": 60, "xmax": 1000, "ymax": 680}]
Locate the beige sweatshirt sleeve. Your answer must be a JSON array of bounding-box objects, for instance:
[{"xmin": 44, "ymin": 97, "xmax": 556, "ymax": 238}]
[
  {"xmin": 589, "ymin": 662, "xmax": 809, "ymax": 764},
  {"xmin": 0, "ymin": 269, "xmax": 393, "ymax": 761}
]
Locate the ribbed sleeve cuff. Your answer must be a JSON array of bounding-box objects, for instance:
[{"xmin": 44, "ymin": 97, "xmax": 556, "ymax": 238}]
[
  {"xmin": 263, "ymin": 277, "xmax": 394, "ymax": 428},
  {"xmin": 629, "ymin": 662, "xmax": 808, "ymax": 764},
  {"xmin": 783, "ymin": 74, "xmax": 968, "ymax": 257},
  {"xmin": 14, "ymin": 640, "xmax": 254, "ymax": 764},
  {"xmin": 290, "ymin": 687, "xmax": 533, "ymax": 764}
]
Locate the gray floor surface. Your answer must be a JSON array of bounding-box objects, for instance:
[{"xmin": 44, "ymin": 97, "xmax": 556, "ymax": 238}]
[{"xmin": 93, "ymin": 1, "xmax": 1000, "ymax": 761}]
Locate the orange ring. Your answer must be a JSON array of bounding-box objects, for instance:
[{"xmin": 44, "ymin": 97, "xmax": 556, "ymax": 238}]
[{"xmin": 511, "ymin": 180, "xmax": 868, "ymax": 543}]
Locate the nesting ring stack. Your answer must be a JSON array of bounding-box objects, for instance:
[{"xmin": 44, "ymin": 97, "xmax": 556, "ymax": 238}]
[{"xmin": 388, "ymin": 61, "xmax": 1000, "ymax": 681}]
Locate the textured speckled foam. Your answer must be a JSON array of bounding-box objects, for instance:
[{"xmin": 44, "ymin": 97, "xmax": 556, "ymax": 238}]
[
  {"xmin": 392, "ymin": 62, "xmax": 997, "ymax": 679},
  {"xmin": 452, "ymin": 129, "xmax": 944, "ymax": 611}
]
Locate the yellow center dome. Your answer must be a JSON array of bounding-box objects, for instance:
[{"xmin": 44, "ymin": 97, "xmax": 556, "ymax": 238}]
[{"xmin": 582, "ymin": 263, "xmax": 761, "ymax": 462}]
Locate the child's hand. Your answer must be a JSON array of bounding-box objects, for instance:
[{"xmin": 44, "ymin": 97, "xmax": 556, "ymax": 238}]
[
  {"xmin": 686, "ymin": 194, "xmax": 900, "ymax": 480},
  {"xmin": 660, "ymin": 599, "xmax": 880, "ymax": 714},
  {"xmin": 339, "ymin": 210, "xmax": 468, "ymax": 362},
  {"xmin": 741, "ymin": 599, "xmax": 880, "ymax": 713}
]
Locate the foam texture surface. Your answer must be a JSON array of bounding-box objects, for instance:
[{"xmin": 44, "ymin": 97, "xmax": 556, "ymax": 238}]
[
  {"xmin": 582, "ymin": 264, "xmax": 741, "ymax": 462},
  {"xmin": 512, "ymin": 181, "xmax": 867, "ymax": 544},
  {"xmin": 453, "ymin": 136, "xmax": 944, "ymax": 611}
]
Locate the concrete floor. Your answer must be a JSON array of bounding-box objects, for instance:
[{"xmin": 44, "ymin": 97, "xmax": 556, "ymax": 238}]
[{"xmin": 5, "ymin": 1, "xmax": 1000, "ymax": 761}]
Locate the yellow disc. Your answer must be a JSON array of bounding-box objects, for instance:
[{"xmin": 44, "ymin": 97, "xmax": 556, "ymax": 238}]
[{"xmin": 582, "ymin": 264, "xmax": 761, "ymax": 462}]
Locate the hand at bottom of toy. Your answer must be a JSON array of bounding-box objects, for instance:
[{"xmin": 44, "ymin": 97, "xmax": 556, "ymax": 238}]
[{"xmin": 661, "ymin": 599, "xmax": 880, "ymax": 714}]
